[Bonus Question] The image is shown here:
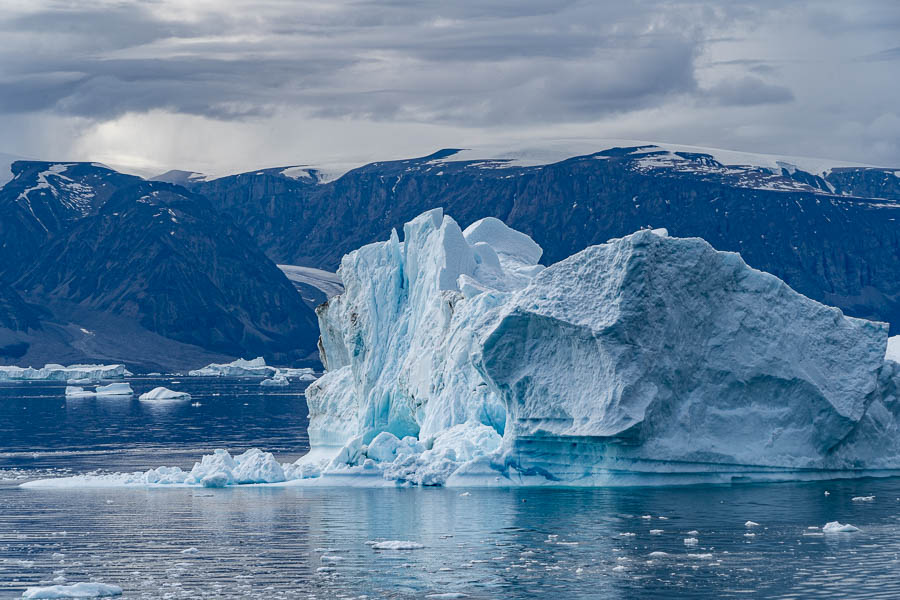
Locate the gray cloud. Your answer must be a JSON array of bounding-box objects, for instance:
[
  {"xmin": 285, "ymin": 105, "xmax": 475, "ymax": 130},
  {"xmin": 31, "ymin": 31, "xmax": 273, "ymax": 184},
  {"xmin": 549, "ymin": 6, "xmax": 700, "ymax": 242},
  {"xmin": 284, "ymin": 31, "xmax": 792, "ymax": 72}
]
[{"xmin": 0, "ymin": 0, "xmax": 898, "ymax": 171}]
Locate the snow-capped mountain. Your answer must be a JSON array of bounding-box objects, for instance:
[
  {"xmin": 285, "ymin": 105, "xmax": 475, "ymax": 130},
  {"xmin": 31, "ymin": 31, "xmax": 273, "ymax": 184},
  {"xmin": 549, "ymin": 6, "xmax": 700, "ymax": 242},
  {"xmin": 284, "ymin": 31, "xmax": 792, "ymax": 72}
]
[{"xmin": 0, "ymin": 164, "xmax": 320, "ymax": 369}]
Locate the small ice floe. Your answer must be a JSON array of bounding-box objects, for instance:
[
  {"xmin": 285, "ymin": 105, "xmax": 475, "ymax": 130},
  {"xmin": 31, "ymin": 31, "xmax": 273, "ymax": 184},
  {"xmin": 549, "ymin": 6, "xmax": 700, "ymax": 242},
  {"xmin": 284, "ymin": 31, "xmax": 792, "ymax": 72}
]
[
  {"xmin": 687, "ymin": 553, "xmax": 713, "ymax": 560},
  {"xmin": 180, "ymin": 547, "xmax": 198, "ymax": 554},
  {"xmin": 320, "ymin": 555, "xmax": 344, "ymax": 562},
  {"xmin": 851, "ymin": 496, "xmax": 875, "ymax": 502},
  {"xmin": 51, "ymin": 553, "xmax": 65, "ymax": 559},
  {"xmin": 824, "ymin": 491, "xmax": 830, "ymax": 496},
  {"xmin": 823, "ymin": 521, "xmax": 860, "ymax": 533},
  {"xmin": 686, "ymin": 530, "xmax": 699, "ymax": 535},
  {"xmin": 648, "ymin": 551, "xmax": 669, "ymax": 557},
  {"xmin": 138, "ymin": 387, "xmax": 190, "ymax": 401},
  {"xmin": 649, "ymin": 529, "xmax": 664, "ymax": 535},
  {"xmin": 744, "ymin": 533, "xmax": 756, "ymax": 538},
  {"xmin": 618, "ymin": 532, "xmax": 636, "ymax": 537},
  {"xmin": 684, "ymin": 537, "xmax": 699, "ymax": 546},
  {"xmin": 641, "ymin": 515, "xmax": 652, "ymax": 519},
  {"xmin": 371, "ymin": 541, "xmax": 424, "ymax": 550},
  {"xmin": 745, "ymin": 521, "xmax": 760, "ymax": 527},
  {"xmin": 22, "ymin": 582, "xmax": 123, "ymax": 598},
  {"xmin": 459, "ymin": 492, "xmax": 471, "ymax": 497},
  {"xmin": 612, "ymin": 565, "xmax": 627, "ymax": 572}
]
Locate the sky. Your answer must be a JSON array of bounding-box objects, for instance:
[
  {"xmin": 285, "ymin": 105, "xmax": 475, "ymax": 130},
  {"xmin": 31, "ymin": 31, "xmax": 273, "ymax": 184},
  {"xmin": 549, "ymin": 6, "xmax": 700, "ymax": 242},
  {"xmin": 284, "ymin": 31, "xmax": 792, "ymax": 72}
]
[{"xmin": 1, "ymin": 0, "xmax": 898, "ymax": 177}]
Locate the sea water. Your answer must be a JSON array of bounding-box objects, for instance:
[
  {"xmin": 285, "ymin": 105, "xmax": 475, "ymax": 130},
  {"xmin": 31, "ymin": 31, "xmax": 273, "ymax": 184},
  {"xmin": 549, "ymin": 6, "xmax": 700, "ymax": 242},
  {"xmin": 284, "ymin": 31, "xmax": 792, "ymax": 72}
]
[{"xmin": 2, "ymin": 377, "xmax": 900, "ymax": 599}]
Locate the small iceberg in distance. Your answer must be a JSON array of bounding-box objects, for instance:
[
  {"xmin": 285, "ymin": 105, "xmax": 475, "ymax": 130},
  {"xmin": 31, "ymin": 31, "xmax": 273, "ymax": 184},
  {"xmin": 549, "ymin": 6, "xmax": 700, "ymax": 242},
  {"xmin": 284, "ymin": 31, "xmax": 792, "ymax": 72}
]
[
  {"xmin": 0, "ymin": 363, "xmax": 132, "ymax": 382},
  {"xmin": 188, "ymin": 357, "xmax": 275, "ymax": 377},
  {"xmin": 139, "ymin": 387, "xmax": 191, "ymax": 401},
  {"xmin": 65, "ymin": 383, "xmax": 133, "ymax": 398},
  {"xmin": 260, "ymin": 374, "xmax": 290, "ymax": 387}
]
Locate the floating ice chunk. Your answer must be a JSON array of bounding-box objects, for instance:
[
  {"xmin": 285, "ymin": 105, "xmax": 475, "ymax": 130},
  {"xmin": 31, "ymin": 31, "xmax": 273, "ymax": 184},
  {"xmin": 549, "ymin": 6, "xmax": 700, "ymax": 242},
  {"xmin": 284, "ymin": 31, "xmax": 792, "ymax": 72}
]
[
  {"xmin": 744, "ymin": 533, "xmax": 756, "ymax": 537},
  {"xmin": 851, "ymin": 496, "xmax": 875, "ymax": 502},
  {"xmin": 65, "ymin": 383, "xmax": 133, "ymax": 398},
  {"xmin": 180, "ymin": 547, "xmax": 198, "ymax": 554},
  {"xmin": 371, "ymin": 541, "xmax": 424, "ymax": 550},
  {"xmin": 823, "ymin": 521, "xmax": 860, "ymax": 533},
  {"xmin": 278, "ymin": 367, "xmax": 317, "ymax": 381},
  {"xmin": 648, "ymin": 551, "xmax": 669, "ymax": 557},
  {"xmin": 138, "ymin": 387, "xmax": 190, "ymax": 401},
  {"xmin": 0, "ymin": 364, "xmax": 131, "ymax": 382},
  {"xmin": 22, "ymin": 582, "xmax": 123, "ymax": 598},
  {"xmin": 260, "ymin": 375, "xmax": 290, "ymax": 387},
  {"xmin": 684, "ymin": 538, "xmax": 699, "ymax": 546},
  {"xmin": 649, "ymin": 529, "xmax": 664, "ymax": 535},
  {"xmin": 611, "ymin": 565, "xmax": 627, "ymax": 572},
  {"xmin": 687, "ymin": 553, "xmax": 713, "ymax": 559},
  {"xmin": 686, "ymin": 530, "xmax": 699, "ymax": 535},
  {"xmin": 188, "ymin": 357, "xmax": 276, "ymax": 377},
  {"xmin": 745, "ymin": 521, "xmax": 760, "ymax": 527},
  {"xmin": 824, "ymin": 491, "xmax": 830, "ymax": 496}
]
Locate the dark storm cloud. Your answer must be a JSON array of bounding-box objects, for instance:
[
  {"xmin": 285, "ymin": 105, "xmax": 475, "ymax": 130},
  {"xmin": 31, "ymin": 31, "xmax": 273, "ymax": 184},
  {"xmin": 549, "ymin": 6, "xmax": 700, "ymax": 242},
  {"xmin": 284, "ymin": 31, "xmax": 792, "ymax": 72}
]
[
  {"xmin": 0, "ymin": 0, "xmax": 718, "ymax": 124},
  {"xmin": 703, "ymin": 76, "xmax": 795, "ymax": 107}
]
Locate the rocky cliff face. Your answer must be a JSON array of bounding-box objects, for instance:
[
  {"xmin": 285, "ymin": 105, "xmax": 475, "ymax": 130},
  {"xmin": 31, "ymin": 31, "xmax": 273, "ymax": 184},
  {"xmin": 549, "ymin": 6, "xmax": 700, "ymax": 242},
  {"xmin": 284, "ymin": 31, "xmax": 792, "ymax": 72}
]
[
  {"xmin": 191, "ymin": 147, "xmax": 900, "ymax": 331},
  {"xmin": 0, "ymin": 163, "xmax": 320, "ymax": 368}
]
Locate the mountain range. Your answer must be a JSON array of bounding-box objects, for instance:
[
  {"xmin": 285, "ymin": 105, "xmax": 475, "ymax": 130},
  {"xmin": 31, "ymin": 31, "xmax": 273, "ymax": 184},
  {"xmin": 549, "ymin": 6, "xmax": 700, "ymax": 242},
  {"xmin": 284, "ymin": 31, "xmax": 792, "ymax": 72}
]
[{"xmin": 1, "ymin": 141, "xmax": 898, "ymax": 370}]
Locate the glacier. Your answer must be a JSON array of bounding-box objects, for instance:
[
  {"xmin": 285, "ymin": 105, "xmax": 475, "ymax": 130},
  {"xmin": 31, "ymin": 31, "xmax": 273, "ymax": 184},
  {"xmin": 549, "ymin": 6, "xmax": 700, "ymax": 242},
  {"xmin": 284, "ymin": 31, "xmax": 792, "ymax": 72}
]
[{"xmin": 23, "ymin": 208, "xmax": 900, "ymax": 488}]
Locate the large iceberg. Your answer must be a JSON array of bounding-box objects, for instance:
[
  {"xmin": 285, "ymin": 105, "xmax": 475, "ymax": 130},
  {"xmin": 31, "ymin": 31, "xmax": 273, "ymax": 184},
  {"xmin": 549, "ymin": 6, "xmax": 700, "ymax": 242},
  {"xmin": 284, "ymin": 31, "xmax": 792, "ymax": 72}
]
[
  {"xmin": 0, "ymin": 363, "xmax": 131, "ymax": 382},
  {"xmin": 298, "ymin": 208, "xmax": 900, "ymax": 485}
]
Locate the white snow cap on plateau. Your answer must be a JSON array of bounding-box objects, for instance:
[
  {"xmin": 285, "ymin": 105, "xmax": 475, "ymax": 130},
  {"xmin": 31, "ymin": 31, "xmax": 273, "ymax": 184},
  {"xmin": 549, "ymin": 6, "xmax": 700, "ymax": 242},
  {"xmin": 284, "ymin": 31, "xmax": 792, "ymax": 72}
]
[
  {"xmin": 0, "ymin": 364, "xmax": 131, "ymax": 382},
  {"xmin": 432, "ymin": 139, "xmax": 883, "ymax": 176},
  {"xmin": 23, "ymin": 208, "xmax": 900, "ymax": 489}
]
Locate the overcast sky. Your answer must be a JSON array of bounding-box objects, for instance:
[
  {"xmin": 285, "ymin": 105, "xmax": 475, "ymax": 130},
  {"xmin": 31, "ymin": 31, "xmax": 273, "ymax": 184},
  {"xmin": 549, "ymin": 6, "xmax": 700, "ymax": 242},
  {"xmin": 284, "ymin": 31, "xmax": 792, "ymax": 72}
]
[{"xmin": 1, "ymin": 0, "xmax": 898, "ymax": 176}]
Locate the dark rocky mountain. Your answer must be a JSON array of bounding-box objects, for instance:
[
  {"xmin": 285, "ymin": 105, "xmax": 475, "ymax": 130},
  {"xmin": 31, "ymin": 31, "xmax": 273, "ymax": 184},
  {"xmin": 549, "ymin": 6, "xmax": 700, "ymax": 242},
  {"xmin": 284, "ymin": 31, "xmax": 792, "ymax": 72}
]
[
  {"xmin": 0, "ymin": 163, "xmax": 321, "ymax": 369},
  {"xmin": 186, "ymin": 145, "xmax": 900, "ymax": 332},
  {"xmin": 0, "ymin": 161, "xmax": 142, "ymax": 280}
]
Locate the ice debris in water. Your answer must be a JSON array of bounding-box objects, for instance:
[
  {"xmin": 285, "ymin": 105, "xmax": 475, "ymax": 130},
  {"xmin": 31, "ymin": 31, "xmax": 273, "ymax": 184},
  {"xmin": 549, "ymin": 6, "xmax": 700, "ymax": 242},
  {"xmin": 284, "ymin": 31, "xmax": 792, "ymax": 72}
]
[
  {"xmin": 260, "ymin": 374, "xmax": 290, "ymax": 387},
  {"xmin": 22, "ymin": 582, "xmax": 123, "ymax": 598},
  {"xmin": 189, "ymin": 357, "xmax": 275, "ymax": 377},
  {"xmin": 851, "ymin": 496, "xmax": 875, "ymax": 502},
  {"xmin": 371, "ymin": 541, "xmax": 425, "ymax": 550},
  {"xmin": 684, "ymin": 538, "xmax": 699, "ymax": 546},
  {"xmin": 138, "ymin": 387, "xmax": 190, "ymax": 401},
  {"xmin": 823, "ymin": 521, "xmax": 860, "ymax": 533},
  {"xmin": 745, "ymin": 521, "xmax": 760, "ymax": 527}
]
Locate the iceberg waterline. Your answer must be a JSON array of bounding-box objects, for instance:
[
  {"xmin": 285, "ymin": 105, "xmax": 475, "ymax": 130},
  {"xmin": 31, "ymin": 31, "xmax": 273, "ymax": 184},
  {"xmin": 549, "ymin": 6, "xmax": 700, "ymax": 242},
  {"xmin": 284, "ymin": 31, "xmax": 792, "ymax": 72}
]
[{"xmin": 22, "ymin": 209, "xmax": 900, "ymax": 489}]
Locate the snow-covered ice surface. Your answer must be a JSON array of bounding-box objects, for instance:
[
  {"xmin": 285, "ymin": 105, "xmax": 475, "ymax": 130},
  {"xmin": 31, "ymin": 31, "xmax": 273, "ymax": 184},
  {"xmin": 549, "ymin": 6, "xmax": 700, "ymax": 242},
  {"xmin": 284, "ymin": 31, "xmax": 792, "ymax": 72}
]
[
  {"xmin": 277, "ymin": 265, "xmax": 344, "ymax": 299},
  {"xmin": 26, "ymin": 208, "xmax": 900, "ymax": 489},
  {"xmin": 0, "ymin": 364, "xmax": 131, "ymax": 382}
]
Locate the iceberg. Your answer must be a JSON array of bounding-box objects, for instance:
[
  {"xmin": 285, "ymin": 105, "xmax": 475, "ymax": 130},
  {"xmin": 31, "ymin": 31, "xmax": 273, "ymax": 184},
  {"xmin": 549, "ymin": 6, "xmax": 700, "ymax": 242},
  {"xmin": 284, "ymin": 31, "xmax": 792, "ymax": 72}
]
[
  {"xmin": 65, "ymin": 383, "xmax": 133, "ymax": 398},
  {"xmin": 0, "ymin": 364, "xmax": 131, "ymax": 382},
  {"xmin": 260, "ymin": 374, "xmax": 290, "ymax": 387},
  {"xmin": 188, "ymin": 357, "xmax": 276, "ymax": 377},
  {"xmin": 23, "ymin": 209, "xmax": 900, "ymax": 489},
  {"xmin": 138, "ymin": 387, "xmax": 191, "ymax": 401},
  {"xmin": 297, "ymin": 208, "xmax": 900, "ymax": 485}
]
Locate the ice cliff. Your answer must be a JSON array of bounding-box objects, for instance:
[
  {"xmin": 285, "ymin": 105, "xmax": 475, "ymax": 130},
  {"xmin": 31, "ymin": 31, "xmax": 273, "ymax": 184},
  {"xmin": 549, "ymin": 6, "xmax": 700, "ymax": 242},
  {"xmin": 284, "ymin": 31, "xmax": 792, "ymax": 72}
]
[{"xmin": 301, "ymin": 208, "xmax": 900, "ymax": 485}]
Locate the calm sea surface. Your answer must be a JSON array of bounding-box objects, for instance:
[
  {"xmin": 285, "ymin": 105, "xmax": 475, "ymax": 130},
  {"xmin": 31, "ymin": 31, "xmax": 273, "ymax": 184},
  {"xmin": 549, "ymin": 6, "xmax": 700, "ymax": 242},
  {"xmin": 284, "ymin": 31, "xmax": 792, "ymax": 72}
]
[{"xmin": 2, "ymin": 377, "xmax": 900, "ymax": 599}]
